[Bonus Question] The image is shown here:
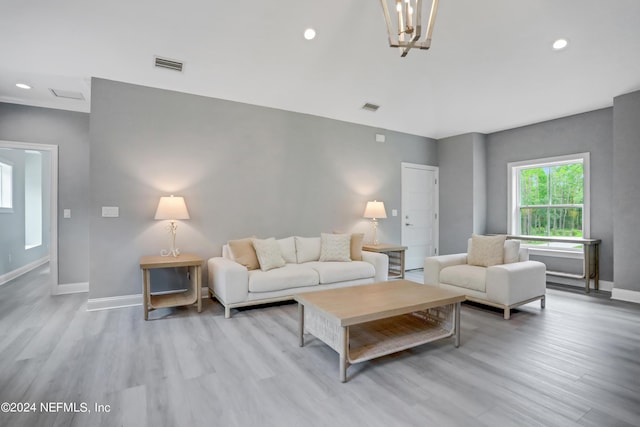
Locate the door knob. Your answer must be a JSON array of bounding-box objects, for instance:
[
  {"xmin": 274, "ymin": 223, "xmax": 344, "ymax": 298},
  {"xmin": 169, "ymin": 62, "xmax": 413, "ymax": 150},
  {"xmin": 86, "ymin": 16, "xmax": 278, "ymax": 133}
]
[{"xmin": 405, "ymin": 223, "xmax": 413, "ymax": 226}]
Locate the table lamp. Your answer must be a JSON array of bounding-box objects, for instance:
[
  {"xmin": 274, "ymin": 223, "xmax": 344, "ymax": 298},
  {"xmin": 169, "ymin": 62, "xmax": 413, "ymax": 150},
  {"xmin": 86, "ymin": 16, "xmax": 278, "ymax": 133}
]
[
  {"xmin": 364, "ymin": 200, "xmax": 387, "ymax": 245},
  {"xmin": 155, "ymin": 195, "xmax": 190, "ymax": 257}
]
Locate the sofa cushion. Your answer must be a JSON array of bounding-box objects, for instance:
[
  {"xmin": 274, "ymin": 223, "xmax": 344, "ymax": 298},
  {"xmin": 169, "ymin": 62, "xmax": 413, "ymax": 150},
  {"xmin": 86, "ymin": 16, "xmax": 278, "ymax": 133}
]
[
  {"xmin": 252, "ymin": 238, "xmax": 286, "ymax": 271},
  {"xmin": 503, "ymin": 240, "xmax": 521, "ymax": 264},
  {"xmin": 319, "ymin": 233, "xmax": 351, "ymax": 262},
  {"xmin": 228, "ymin": 237, "xmax": 259, "ymax": 270},
  {"xmin": 295, "ymin": 236, "xmax": 321, "ymax": 263},
  {"xmin": 305, "ymin": 261, "xmax": 375, "ymax": 284},
  {"xmin": 248, "ymin": 264, "xmax": 319, "ymax": 293},
  {"xmin": 350, "ymin": 233, "xmax": 364, "ymax": 261},
  {"xmin": 440, "ymin": 264, "xmax": 487, "ymax": 292},
  {"xmin": 468, "ymin": 234, "xmax": 506, "ymax": 267},
  {"xmin": 277, "ymin": 237, "xmax": 297, "ymax": 264}
]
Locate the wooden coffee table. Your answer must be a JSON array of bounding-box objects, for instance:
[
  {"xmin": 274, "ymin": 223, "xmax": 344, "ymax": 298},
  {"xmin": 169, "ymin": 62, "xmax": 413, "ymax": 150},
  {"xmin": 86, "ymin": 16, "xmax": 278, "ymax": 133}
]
[{"xmin": 295, "ymin": 280, "xmax": 466, "ymax": 382}]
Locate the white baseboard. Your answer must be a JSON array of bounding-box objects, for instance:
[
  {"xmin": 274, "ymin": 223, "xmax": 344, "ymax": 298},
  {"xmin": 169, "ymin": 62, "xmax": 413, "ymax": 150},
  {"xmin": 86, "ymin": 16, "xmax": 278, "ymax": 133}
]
[
  {"xmin": 547, "ymin": 276, "xmax": 613, "ymax": 292},
  {"xmin": 611, "ymin": 288, "xmax": 640, "ymax": 304},
  {"xmin": 87, "ymin": 288, "xmax": 211, "ymax": 311},
  {"xmin": 55, "ymin": 282, "xmax": 89, "ymax": 295},
  {"xmin": 0, "ymin": 256, "xmax": 49, "ymax": 286},
  {"xmin": 87, "ymin": 294, "xmax": 142, "ymax": 311}
]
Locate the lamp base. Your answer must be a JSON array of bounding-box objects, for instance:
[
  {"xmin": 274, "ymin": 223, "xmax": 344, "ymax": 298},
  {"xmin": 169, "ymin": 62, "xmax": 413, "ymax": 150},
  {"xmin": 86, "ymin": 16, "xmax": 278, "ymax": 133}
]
[
  {"xmin": 371, "ymin": 219, "xmax": 380, "ymax": 245},
  {"xmin": 161, "ymin": 247, "xmax": 181, "ymax": 257},
  {"xmin": 160, "ymin": 220, "xmax": 181, "ymax": 257}
]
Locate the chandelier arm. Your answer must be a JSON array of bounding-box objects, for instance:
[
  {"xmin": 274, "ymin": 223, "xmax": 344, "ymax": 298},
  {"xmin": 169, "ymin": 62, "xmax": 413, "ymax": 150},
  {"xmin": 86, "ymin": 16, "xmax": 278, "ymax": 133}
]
[
  {"xmin": 381, "ymin": 0, "xmax": 397, "ymax": 47},
  {"xmin": 424, "ymin": 0, "xmax": 439, "ymax": 46}
]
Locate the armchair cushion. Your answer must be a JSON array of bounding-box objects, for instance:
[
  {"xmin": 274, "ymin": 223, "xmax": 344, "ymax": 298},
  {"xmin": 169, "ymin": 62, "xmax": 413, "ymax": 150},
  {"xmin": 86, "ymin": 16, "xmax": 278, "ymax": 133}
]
[
  {"xmin": 440, "ymin": 264, "xmax": 487, "ymax": 292},
  {"xmin": 503, "ymin": 240, "xmax": 521, "ymax": 264}
]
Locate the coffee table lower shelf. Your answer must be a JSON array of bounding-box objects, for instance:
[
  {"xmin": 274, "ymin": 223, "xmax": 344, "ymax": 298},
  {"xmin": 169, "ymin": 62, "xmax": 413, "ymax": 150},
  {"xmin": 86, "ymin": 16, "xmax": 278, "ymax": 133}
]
[
  {"xmin": 299, "ymin": 303, "xmax": 459, "ymax": 382},
  {"xmin": 347, "ymin": 311, "xmax": 454, "ymax": 363}
]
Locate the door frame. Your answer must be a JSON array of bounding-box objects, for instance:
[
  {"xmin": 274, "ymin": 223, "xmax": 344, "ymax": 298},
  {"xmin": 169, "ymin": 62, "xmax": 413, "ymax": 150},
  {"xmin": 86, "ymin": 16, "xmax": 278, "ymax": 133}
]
[
  {"xmin": 401, "ymin": 162, "xmax": 439, "ymax": 264},
  {"xmin": 0, "ymin": 140, "xmax": 59, "ymax": 294}
]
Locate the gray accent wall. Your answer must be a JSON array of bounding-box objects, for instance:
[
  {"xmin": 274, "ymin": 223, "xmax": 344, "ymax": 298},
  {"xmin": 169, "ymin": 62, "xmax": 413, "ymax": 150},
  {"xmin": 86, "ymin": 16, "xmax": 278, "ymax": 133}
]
[
  {"xmin": 613, "ymin": 90, "xmax": 640, "ymax": 292},
  {"xmin": 0, "ymin": 103, "xmax": 90, "ymax": 284},
  {"xmin": 485, "ymin": 108, "xmax": 614, "ymax": 282},
  {"xmin": 438, "ymin": 133, "xmax": 487, "ymax": 254},
  {"xmin": 89, "ymin": 78, "xmax": 436, "ymax": 299}
]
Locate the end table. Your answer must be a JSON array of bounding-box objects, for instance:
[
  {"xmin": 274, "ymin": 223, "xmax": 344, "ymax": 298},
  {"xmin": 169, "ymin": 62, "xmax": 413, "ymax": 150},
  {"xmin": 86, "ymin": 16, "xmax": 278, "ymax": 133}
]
[
  {"xmin": 139, "ymin": 253, "xmax": 203, "ymax": 320},
  {"xmin": 362, "ymin": 243, "xmax": 407, "ymax": 279}
]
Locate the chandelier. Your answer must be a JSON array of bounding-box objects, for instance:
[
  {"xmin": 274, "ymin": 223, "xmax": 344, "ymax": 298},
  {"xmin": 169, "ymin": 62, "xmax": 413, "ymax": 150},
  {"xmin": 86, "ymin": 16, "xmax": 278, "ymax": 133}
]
[{"xmin": 380, "ymin": 0, "xmax": 440, "ymax": 57}]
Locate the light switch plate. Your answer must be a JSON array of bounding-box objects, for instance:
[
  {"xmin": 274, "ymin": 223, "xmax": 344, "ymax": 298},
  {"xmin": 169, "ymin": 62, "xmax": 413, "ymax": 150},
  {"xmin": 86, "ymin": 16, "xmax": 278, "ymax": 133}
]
[
  {"xmin": 63, "ymin": 209, "xmax": 71, "ymax": 218},
  {"xmin": 102, "ymin": 206, "xmax": 119, "ymax": 217},
  {"xmin": 375, "ymin": 133, "xmax": 386, "ymax": 143},
  {"xmin": 392, "ymin": 209, "xmax": 398, "ymax": 217}
]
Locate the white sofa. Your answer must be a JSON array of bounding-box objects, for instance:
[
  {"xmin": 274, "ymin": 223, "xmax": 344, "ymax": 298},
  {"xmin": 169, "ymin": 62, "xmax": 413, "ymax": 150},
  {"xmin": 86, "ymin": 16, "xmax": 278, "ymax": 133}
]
[
  {"xmin": 208, "ymin": 236, "xmax": 389, "ymax": 318},
  {"xmin": 424, "ymin": 237, "xmax": 546, "ymax": 319}
]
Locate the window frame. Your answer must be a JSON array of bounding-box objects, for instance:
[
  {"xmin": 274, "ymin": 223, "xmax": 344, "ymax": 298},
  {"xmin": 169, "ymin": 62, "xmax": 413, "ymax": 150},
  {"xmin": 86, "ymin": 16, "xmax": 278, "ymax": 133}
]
[
  {"xmin": 507, "ymin": 152, "xmax": 590, "ymax": 256},
  {"xmin": 0, "ymin": 158, "xmax": 14, "ymax": 213}
]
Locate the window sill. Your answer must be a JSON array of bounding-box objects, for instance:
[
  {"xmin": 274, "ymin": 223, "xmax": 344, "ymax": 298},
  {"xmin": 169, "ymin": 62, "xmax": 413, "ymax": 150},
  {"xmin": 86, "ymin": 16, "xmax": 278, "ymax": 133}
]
[{"xmin": 25, "ymin": 244, "xmax": 42, "ymax": 250}]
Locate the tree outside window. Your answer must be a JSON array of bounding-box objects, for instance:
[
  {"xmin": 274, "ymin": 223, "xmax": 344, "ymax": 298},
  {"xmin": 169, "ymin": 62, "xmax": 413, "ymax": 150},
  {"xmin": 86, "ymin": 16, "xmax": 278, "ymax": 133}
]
[{"xmin": 518, "ymin": 163, "xmax": 584, "ymax": 238}]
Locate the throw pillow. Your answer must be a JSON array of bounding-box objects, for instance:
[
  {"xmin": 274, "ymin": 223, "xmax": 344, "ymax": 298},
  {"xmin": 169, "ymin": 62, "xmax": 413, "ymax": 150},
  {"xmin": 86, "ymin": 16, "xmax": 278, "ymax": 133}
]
[
  {"xmin": 295, "ymin": 236, "xmax": 322, "ymax": 263},
  {"xmin": 332, "ymin": 231, "xmax": 364, "ymax": 260},
  {"xmin": 277, "ymin": 237, "xmax": 297, "ymax": 264},
  {"xmin": 252, "ymin": 238, "xmax": 286, "ymax": 271},
  {"xmin": 467, "ymin": 234, "xmax": 506, "ymax": 267},
  {"xmin": 350, "ymin": 233, "xmax": 364, "ymax": 261},
  {"xmin": 228, "ymin": 237, "xmax": 259, "ymax": 270},
  {"xmin": 319, "ymin": 233, "xmax": 352, "ymax": 262},
  {"xmin": 503, "ymin": 240, "xmax": 521, "ymax": 264}
]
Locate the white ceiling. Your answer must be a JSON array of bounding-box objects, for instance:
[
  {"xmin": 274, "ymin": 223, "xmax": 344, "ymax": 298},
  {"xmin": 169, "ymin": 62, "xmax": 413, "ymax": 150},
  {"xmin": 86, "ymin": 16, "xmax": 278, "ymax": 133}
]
[{"xmin": 1, "ymin": 0, "xmax": 639, "ymax": 139}]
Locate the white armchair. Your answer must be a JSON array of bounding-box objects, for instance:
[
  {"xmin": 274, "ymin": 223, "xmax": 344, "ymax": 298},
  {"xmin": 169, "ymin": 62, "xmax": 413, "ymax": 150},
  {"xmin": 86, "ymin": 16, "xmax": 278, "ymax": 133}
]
[{"xmin": 424, "ymin": 236, "xmax": 546, "ymax": 320}]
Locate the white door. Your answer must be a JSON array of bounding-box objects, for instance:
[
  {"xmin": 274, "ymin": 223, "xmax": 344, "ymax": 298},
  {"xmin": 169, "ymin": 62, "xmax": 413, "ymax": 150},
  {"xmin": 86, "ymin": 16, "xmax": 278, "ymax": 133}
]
[{"xmin": 401, "ymin": 163, "xmax": 439, "ymax": 270}]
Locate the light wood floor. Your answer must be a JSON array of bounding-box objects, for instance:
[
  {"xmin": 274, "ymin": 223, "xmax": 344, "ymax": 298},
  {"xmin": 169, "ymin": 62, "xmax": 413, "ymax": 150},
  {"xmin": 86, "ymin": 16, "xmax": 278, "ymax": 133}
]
[{"xmin": 1, "ymin": 266, "xmax": 639, "ymax": 427}]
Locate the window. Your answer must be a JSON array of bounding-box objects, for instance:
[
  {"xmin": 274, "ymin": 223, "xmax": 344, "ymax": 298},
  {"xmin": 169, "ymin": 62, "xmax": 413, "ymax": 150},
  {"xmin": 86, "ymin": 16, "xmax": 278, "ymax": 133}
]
[
  {"xmin": 0, "ymin": 159, "xmax": 13, "ymax": 212},
  {"xmin": 24, "ymin": 150, "xmax": 43, "ymax": 249},
  {"xmin": 508, "ymin": 153, "xmax": 590, "ymax": 252}
]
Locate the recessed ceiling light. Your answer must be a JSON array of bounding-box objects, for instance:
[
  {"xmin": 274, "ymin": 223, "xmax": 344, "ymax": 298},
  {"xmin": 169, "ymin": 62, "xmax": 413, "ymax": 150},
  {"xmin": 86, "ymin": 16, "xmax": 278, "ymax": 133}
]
[
  {"xmin": 16, "ymin": 83, "xmax": 31, "ymax": 90},
  {"xmin": 552, "ymin": 38, "xmax": 568, "ymax": 50},
  {"xmin": 304, "ymin": 28, "xmax": 316, "ymax": 40}
]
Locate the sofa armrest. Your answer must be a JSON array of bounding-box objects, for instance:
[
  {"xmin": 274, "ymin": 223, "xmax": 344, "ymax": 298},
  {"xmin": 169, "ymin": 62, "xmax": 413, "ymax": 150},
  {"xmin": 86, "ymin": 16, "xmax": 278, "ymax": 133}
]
[
  {"xmin": 362, "ymin": 251, "xmax": 389, "ymax": 282},
  {"xmin": 424, "ymin": 253, "xmax": 467, "ymax": 286},
  {"xmin": 486, "ymin": 260, "xmax": 546, "ymax": 305},
  {"xmin": 207, "ymin": 257, "xmax": 249, "ymax": 304}
]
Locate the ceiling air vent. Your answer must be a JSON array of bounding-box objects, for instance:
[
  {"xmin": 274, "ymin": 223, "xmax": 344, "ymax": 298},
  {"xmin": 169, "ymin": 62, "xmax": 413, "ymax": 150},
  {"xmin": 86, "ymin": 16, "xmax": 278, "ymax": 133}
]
[
  {"xmin": 154, "ymin": 56, "xmax": 184, "ymax": 72},
  {"xmin": 49, "ymin": 89, "xmax": 85, "ymax": 100},
  {"xmin": 362, "ymin": 102, "xmax": 380, "ymax": 112}
]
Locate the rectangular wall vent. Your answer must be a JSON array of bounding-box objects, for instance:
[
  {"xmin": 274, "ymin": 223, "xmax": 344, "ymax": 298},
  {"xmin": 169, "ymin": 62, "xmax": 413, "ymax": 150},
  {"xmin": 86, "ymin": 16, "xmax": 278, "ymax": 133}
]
[
  {"xmin": 362, "ymin": 102, "xmax": 380, "ymax": 112},
  {"xmin": 154, "ymin": 56, "xmax": 184, "ymax": 72}
]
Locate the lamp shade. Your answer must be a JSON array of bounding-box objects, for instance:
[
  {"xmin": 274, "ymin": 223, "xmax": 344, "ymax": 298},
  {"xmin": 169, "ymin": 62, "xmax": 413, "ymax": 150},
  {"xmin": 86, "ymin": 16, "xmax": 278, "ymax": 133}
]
[
  {"xmin": 363, "ymin": 200, "xmax": 387, "ymax": 219},
  {"xmin": 154, "ymin": 195, "xmax": 190, "ymax": 220}
]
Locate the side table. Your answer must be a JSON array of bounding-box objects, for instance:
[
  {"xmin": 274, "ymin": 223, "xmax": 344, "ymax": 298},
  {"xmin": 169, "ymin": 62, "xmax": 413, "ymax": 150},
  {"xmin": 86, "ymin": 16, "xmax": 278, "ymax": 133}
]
[
  {"xmin": 362, "ymin": 243, "xmax": 407, "ymax": 279},
  {"xmin": 139, "ymin": 253, "xmax": 203, "ymax": 320}
]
